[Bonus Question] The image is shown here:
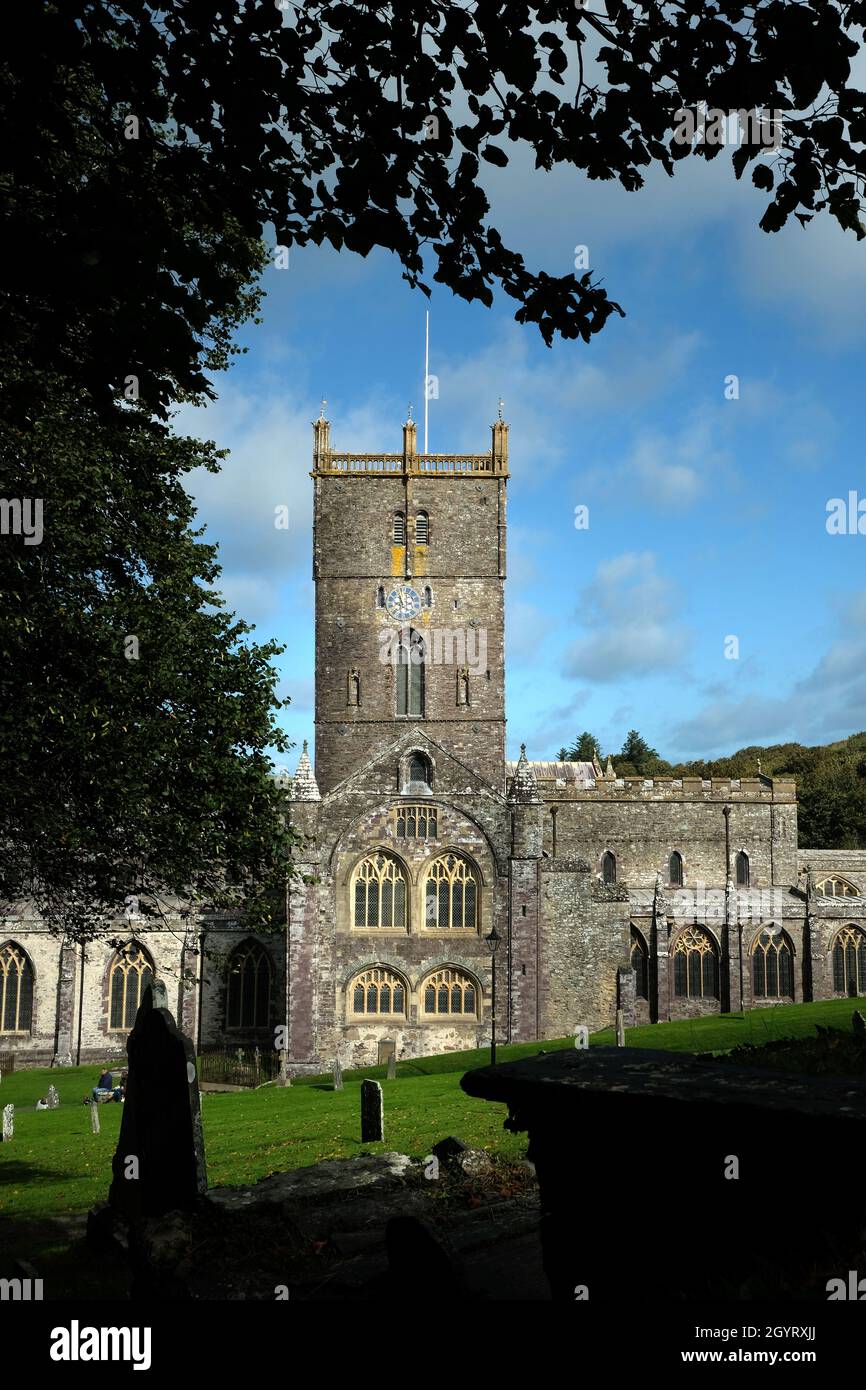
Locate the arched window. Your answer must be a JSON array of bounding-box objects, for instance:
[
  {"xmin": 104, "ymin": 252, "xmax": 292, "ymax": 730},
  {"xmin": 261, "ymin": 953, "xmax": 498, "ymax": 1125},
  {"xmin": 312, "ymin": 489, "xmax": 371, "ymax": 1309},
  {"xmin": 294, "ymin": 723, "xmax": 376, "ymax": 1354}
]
[
  {"xmin": 831, "ymin": 925, "xmax": 866, "ymax": 995},
  {"xmin": 423, "ymin": 585, "xmax": 432, "ymax": 608},
  {"xmin": 601, "ymin": 850, "xmax": 617, "ymax": 885},
  {"xmin": 421, "ymin": 967, "xmax": 478, "ymax": 1016},
  {"xmin": 225, "ymin": 940, "xmax": 273, "ymax": 1030},
  {"xmin": 669, "ymin": 851, "xmax": 683, "ymax": 887},
  {"xmin": 0, "ymin": 942, "xmax": 33, "ymax": 1034},
  {"xmin": 735, "ymin": 851, "xmax": 750, "ymax": 887},
  {"xmin": 424, "ymin": 854, "xmax": 478, "ymax": 931},
  {"xmin": 672, "ymin": 927, "xmax": 719, "ymax": 1000},
  {"xmin": 752, "ymin": 929, "xmax": 794, "ymax": 999},
  {"xmin": 352, "ymin": 852, "xmax": 408, "ymax": 931},
  {"xmin": 396, "ymin": 629, "xmax": 425, "ymax": 717},
  {"xmin": 393, "ymin": 512, "xmax": 406, "ymax": 545},
  {"xmin": 349, "ymin": 966, "xmax": 407, "ymax": 1016},
  {"xmin": 816, "ymin": 876, "xmax": 860, "ymax": 898},
  {"xmin": 415, "ymin": 511, "xmax": 429, "ymax": 545},
  {"xmin": 630, "ymin": 928, "xmax": 649, "ymax": 1000},
  {"xmin": 109, "ymin": 941, "xmax": 155, "ymax": 1031},
  {"xmin": 407, "ymin": 751, "xmax": 432, "ymax": 788},
  {"xmin": 376, "ymin": 585, "xmax": 385, "ymax": 608}
]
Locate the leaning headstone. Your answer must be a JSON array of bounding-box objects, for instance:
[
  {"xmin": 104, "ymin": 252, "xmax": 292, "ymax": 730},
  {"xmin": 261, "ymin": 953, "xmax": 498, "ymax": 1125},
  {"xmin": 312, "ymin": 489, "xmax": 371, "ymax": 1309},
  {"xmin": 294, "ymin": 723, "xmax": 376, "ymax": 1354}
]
[
  {"xmin": 90, "ymin": 1100, "xmax": 101, "ymax": 1134},
  {"xmin": 2, "ymin": 1103, "xmax": 13, "ymax": 1141},
  {"xmin": 333, "ymin": 1058, "xmax": 343, "ymax": 1091},
  {"xmin": 387, "ymin": 1050, "xmax": 397, "ymax": 1081},
  {"xmin": 46, "ymin": 1084, "xmax": 60, "ymax": 1110},
  {"xmin": 360, "ymin": 1079, "xmax": 384, "ymax": 1142},
  {"xmin": 853, "ymin": 1010, "xmax": 866, "ymax": 1039},
  {"xmin": 615, "ymin": 1009, "xmax": 625, "ymax": 1047},
  {"xmin": 108, "ymin": 979, "xmax": 207, "ymax": 1220}
]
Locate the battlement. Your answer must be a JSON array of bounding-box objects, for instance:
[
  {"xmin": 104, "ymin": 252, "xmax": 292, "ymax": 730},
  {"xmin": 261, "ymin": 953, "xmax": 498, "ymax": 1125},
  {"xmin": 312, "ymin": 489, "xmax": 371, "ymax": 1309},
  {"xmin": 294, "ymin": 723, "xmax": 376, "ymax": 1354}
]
[
  {"xmin": 310, "ymin": 413, "xmax": 509, "ymax": 477},
  {"xmin": 508, "ymin": 768, "xmax": 798, "ymax": 803}
]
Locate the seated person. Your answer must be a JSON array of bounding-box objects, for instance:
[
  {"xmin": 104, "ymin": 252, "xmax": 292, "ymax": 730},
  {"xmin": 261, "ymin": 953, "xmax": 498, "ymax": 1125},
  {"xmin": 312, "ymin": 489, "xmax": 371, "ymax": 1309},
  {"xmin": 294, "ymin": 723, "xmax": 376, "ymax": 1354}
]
[{"xmin": 91, "ymin": 1066, "xmax": 115, "ymax": 1102}]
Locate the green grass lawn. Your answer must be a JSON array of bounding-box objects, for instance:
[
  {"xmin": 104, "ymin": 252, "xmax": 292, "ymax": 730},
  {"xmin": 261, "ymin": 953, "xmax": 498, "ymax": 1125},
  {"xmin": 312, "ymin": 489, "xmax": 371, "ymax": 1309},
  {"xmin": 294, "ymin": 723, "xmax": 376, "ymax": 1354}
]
[{"xmin": 0, "ymin": 994, "xmax": 862, "ymax": 1284}]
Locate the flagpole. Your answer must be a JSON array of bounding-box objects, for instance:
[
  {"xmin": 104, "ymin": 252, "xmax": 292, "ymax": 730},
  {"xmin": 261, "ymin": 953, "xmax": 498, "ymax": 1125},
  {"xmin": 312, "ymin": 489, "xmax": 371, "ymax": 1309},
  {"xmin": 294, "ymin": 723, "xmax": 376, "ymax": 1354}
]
[{"xmin": 424, "ymin": 310, "xmax": 429, "ymax": 454}]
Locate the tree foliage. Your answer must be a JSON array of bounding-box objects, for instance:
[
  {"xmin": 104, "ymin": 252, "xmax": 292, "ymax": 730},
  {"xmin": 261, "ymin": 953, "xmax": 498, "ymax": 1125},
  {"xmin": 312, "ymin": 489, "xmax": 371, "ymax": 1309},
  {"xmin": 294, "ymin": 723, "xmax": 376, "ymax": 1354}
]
[
  {"xmin": 4, "ymin": 0, "xmax": 866, "ymax": 423},
  {"xmin": 560, "ymin": 731, "xmax": 602, "ymax": 762},
  {"xmin": 618, "ymin": 729, "xmax": 662, "ymax": 774},
  {"xmin": 0, "ymin": 366, "xmax": 294, "ymax": 940}
]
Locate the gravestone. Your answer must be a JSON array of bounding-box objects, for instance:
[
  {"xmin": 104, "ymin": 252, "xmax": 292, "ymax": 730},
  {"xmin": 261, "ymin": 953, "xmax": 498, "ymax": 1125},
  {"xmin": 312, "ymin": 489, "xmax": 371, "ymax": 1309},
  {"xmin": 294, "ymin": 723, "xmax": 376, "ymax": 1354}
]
[
  {"xmin": 615, "ymin": 1009, "xmax": 625, "ymax": 1047},
  {"xmin": 377, "ymin": 1039, "xmax": 396, "ymax": 1068},
  {"xmin": 387, "ymin": 1050, "xmax": 397, "ymax": 1081},
  {"xmin": 108, "ymin": 979, "xmax": 207, "ymax": 1220},
  {"xmin": 90, "ymin": 1100, "xmax": 101, "ymax": 1134},
  {"xmin": 574, "ymin": 1027, "xmax": 589, "ymax": 1050},
  {"xmin": 278, "ymin": 1050, "xmax": 291, "ymax": 1087},
  {"xmin": 360, "ymin": 1080, "xmax": 384, "ymax": 1142},
  {"xmin": 46, "ymin": 1084, "xmax": 60, "ymax": 1110},
  {"xmin": 2, "ymin": 1103, "xmax": 13, "ymax": 1141},
  {"xmin": 333, "ymin": 1058, "xmax": 343, "ymax": 1091},
  {"xmin": 853, "ymin": 1010, "xmax": 866, "ymax": 1038}
]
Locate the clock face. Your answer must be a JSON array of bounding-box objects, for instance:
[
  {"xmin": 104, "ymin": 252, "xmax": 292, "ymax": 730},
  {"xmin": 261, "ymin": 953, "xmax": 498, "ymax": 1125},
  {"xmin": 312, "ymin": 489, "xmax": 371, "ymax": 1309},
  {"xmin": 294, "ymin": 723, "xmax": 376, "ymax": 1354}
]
[{"xmin": 385, "ymin": 585, "xmax": 422, "ymax": 621}]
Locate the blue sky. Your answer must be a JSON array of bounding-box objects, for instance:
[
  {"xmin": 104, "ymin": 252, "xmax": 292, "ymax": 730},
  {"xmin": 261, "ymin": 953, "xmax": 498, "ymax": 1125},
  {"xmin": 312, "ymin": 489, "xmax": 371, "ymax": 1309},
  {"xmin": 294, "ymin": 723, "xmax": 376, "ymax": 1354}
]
[{"xmin": 178, "ymin": 124, "xmax": 866, "ymax": 771}]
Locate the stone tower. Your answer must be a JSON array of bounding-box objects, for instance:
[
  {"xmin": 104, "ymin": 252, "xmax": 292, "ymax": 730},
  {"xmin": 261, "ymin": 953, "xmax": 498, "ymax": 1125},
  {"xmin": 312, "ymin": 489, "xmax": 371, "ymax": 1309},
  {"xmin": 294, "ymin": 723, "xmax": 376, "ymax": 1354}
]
[{"xmin": 311, "ymin": 409, "xmax": 509, "ymax": 793}]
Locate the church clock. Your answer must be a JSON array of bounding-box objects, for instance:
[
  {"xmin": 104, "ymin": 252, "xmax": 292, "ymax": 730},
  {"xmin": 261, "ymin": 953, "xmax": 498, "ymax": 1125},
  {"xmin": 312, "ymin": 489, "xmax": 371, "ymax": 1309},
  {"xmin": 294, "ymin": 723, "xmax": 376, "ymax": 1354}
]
[{"xmin": 385, "ymin": 584, "xmax": 422, "ymax": 620}]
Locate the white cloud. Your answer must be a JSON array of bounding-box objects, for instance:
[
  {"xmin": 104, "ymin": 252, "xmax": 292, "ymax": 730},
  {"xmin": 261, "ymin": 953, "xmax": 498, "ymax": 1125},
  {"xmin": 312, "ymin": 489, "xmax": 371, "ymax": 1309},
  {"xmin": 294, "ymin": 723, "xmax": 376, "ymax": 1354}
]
[{"xmin": 562, "ymin": 551, "xmax": 691, "ymax": 681}]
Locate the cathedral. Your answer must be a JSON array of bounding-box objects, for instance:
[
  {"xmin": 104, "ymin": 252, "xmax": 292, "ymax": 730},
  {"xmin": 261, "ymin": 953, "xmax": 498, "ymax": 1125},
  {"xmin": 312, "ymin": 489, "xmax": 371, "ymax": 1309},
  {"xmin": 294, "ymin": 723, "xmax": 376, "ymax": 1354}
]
[{"xmin": 3, "ymin": 412, "xmax": 866, "ymax": 1070}]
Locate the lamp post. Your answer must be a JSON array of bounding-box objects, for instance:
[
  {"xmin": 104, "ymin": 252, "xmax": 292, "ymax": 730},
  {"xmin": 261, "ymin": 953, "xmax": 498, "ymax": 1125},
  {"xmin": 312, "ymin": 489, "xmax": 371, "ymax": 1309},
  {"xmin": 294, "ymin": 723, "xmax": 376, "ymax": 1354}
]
[{"xmin": 484, "ymin": 925, "xmax": 502, "ymax": 1065}]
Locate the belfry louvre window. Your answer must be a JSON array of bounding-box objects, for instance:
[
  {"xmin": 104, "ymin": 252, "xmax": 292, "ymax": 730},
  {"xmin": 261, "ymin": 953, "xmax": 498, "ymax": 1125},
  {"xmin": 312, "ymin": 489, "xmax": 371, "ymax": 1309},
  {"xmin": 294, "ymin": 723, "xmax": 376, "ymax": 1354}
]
[
  {"xmin": 752, "ymin": 929, "xmax": 794, "ymax": 999},
  {"xmin": 630, "ymin": 928, "xmax": 649, "ymax": 1000},
  {"xmin": 395, "ymin": 805, "xmax": 438, "ymax": 839},
  {"xmin": 601, "ymin": 851, "xmax": 617, "ymax": 884},
  {"xmin": 672, "ymin": 927, "xmax": 719, "ymax": 1000},
  {"xmin": 226, "ymin": 941, "xmax": 273, "ymax": 1029},
  {"xmin": 109, "ymin": 941, "xmax": 155, "ymax": 1030},
  {"xmin": 396, "ymin": 631, "xmax": 425, "ymax": 717},
  {"xmin": 735, "ymin": 851, "xmax": 750, "ymax": 887},
  {"xmin": 0, "ymin": 942, "xmax": 33, "ymax": 1034},
  {"xmin": 352, "ymin": 852, "xmax": 407, "ymax": 930},
  {"xmin": 424, "ymin": 854, "xmax": 478, "ymax": 930},
  {"xmin": 350, "ymin": 967, "xmax": 406, "ymax": 1016},
  {"xmin": 393, "ymin": 513, "xmax": 406, "ymax": 545},
  {"xmin": 421, "ymin": 967, "xmax": 478, "ymax": 1016},
  {"xmin": 669, "ymin": 851, "xmax": 684, "ymax": 887},
  {"xmin": 831, "ymin": 925, "xmax": 866, "ymax": 994},
  {"xmin": 415, "ymin": 511, "xmax": 429, "ymax": 544},
  {"xmin": 817, "ymin": 876, "xmax": 860, "ymax": 898}
]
